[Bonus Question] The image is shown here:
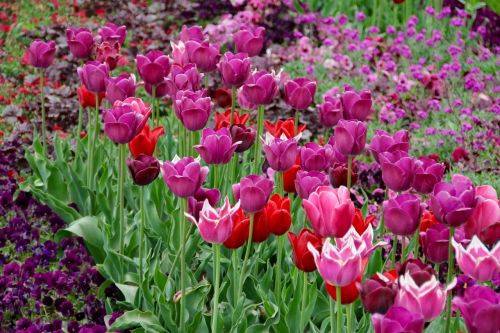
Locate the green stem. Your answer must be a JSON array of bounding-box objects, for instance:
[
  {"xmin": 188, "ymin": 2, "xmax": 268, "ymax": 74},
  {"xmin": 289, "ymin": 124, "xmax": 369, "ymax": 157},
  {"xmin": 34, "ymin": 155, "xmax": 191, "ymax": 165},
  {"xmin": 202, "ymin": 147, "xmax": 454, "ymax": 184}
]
[
  {"xmin": 231, "ymin": 85, "xmax": 236, "ymax": 125},
  {"xmin": 205, "ymin": 74, "xmax": 209, "ymax": 90},
  {"xmin": 413, "ymin": 230, "xmax": 420, "ymax": 258},
  {"xmin": 179, "ymin": 197, "xmax": 187, "ymax": 332},
  {"xmin": 294, "ymin": 108, "xmax": 299, "ymax": 134},
  {"xmin": 336, "ymin": 286, "xmax": 342, "ymax": 333},
  {"xmin": 401, "ymin": 236, "xmax": 406, "ymax": 261},
  {"xmin": 211, "ymin": 243, "xmax": 221, "ymax": 333},
  {"xmin": 87, "ymin": 94, "xmax": 100, "ymax": 189},
  {"xmin": 139, "ymin": 186, "xmax": 145, "ymax": 308},
  {"xmin": 253, "ymin": 105, "xmax": 265, "ymax": 174},
  {"xmin": 151, "ymin": 85, "xmax": 156, "ymax": 126},
  {"xmin": 165, "ymin": 223, "xmax": 193, "ymax": 289},
  {"xmin": 444, "ymin": 227, "xmax": 455, "ymax": 333},
  {"xmin": 213, "ymin": 164, "xmax": 219, "ymax": 189},
  {"xmin": 391, "ymin": 235, "xmax": 398, "ymax": 269},
  {"xmin": 232, "ymin": 250, "xmax": 239, "ymax": 307},
  {"xmin": 118, "ymin": 144, "xmax": 126, "ymax": 258},
  {"xmin": 300, "ymin": 272, "xmax": 308, "ymax": 330},
  {"xmin": 76, "ymin": 103, "xmax": 83, "ymax": 160},
  {"xmin": 330, "ymin": 296, "xmax": 335, "ymax": 333},
  {"xmin": 238, "ymin": 213, "xmax": 254, "ymax": 297},
  {"xmin": 347, "ymin": 155, "xmax": 353, "ymax": 190},
  {"xmin": 275, "ymin": 235, "xmax": 284, "ymax": 304},
  {"xmin": 39, "ymin": 69, "xmax": 47, "ymax": 157},
  {"xmin": 346, "ymin": 303, "xmax": 353, "ymax": 333}
]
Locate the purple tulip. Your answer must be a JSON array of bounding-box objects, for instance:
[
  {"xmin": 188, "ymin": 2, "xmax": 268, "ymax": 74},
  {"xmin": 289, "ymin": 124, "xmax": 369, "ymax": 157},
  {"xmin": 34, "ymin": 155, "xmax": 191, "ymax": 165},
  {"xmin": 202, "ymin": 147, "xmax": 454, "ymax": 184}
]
[
  {"xmin": 263, "ymin": 133, "xmax": 299, "ymax": 172},
  {"xmin": 188, "ymin": 187, "xmax": 221, "ymax": 221},
  {"xmin": 318, "ymin": 95, "xmax": 343, "ymax": 127},
  {"xmin": 333, "ymin": 119, "xmax": 367, "ymax": 156},
  {"xmin": 368, "ymin": 129, "xmax": 410, "ymax": 163},
  {"xmin": 233, "ymin": 26, "xmax": 265, "ymax": 57},
  {"xmin": 165, "ymin": 64, "xmax": 202, "ymax": 97},
  {"xmin": 194, "ymin": 128, "xmax": 240, "ymax": 165},
  {"xmin": 299, "ymin": 142, "xmax": 334, "ymax": 171},
  {"xmin": 77, "ymin": 61, "xmax": 109, "ymax": 94},
  {"xmin": 340, "ymin": 87, "xmax": 373, "ymax": 121},
  {"xmin": 99, "ymin": 22, "xmax": 127, "ymax": 45},
  {"xmin": 127, "ymin": 154, "xmax": 160, "ymax": 186},
  {"xmin": 27, "ymin": 40, "xmax": 56, "ymax": 68},
  {"xmin": 218, "ymin": 52, "xmax": 251, "ymax": 88},
  {"xmin": 241, "ymin": 70, "xmax": 278, "ymax": 106},
  {"xmin": 412, "ymin": 157, "xmax": 445, "ymax": 194},
  {"xmin": 185, "ymin": 40, "xmax": 220, "ymax": 72},
  {"xmin": 230, "ymin": 124, "xmax": 256, "ymax": 153},
  {"xmin": 179, "ymin": 25, "xmax": 204, "ymax": 42},
  {"xmin": 383, "ymin": 194, "xmax": 424, "ymax": 236},
  {"xmin": 174, "ymin": 90, "xmax": 212, "ymax": 131},
  {"xmin": 372, "ymin": 306, "xmax": 424, "ymax": 333},
  {"xmin": 145, "ymin": 79, "xmax": 169, "ymax": 98},
  {"xmin": 105, "ymin": 74, "xmax": 136, "ymax": 104},
  {"xmin": 161, "ymin": 156, "xmax": 209, "ymax": 198},
  {"xmin": 295, "ymin": 170, "xmax": 330, "ymax": 200},
  {"xmin": 420, "ymin": 223, "xmax": 450, "ymax": 264},
  {"xmin": 103, "ymin": 102, "xmax": 150, "ymax": 144},
  {"xmin": 136, "ymin": 50, "xmax": 171, "ymax": 86},
  {"xmin": 379, "ymin": 150, "xmax": 415, "ymax": 192},
  {"xmin": 429, "ymin": 174, "xmax": 476, "ymax": 227},
  {"xmin": 452, "ymin": 285, "xmax": 500, "ymax": 333},
  {"xmin": 232, "ymin": 174, "xmax": 273, "ymax": 213},
  {"xmin": 66, "ymin": 27, "xmax": 94, "ymax": 59},
  {"xmin": 284, "ymin": 78, "xmax": 317, "ymax": 110},
  {"xmin": 359, "ymin": 273, "xmax": 397, "ymax": 314}
]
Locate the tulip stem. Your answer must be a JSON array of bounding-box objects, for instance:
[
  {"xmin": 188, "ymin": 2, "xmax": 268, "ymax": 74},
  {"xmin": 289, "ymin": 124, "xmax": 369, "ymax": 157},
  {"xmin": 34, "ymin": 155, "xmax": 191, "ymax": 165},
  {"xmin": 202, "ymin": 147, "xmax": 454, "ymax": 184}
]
[
  {"xmin": 76, "ymin": 103, "xmax": 83, "ymax": 160},
  {"xmin": 211, "ymin": 243, "xmax": 221, "ymax": 333},
  {"xmin": 213, "ymin": 164, "xmax": 219, "ymax": 189},
  {"xmin": 300, "ymin": 272, "xmax": 308, "ymax": 330},
  {"xmin": 401, "ymin": 236, "xmax": 406, "ymax": 261},
  {"xmin": 444, "ymin": 227, "xmax": 455, "ymax": 333},
  {"xmin": 413, "ymin": 230, "xmax": 420, "ymax": 258},
  {"xmin": 118, "ymin": 144, "xmax": 126, "ymax": 259},
  {"xmin": 231, "ymin": 85, "xmax": 237, "ymax": 124},
  {"xmin": 294, "ymin": 109, "xmax": 299, "ymax": 133},
  {"xmin": 232, "ymin": 250, "xmax": 239, "ymax": 307},
  {"xmin": 151, "ymin": 85, "xmax": 157, "ymax": 126},
  {"xmin": 336, "ymin": 286, "xmax": 342, "ymax": 333},
  {"xmin": 329, "ymin": 296, "xmax": 335, "ymax": 333},
  {"xmin": 253, "ymin": 105, "xmax": 265, "ymax": 174},
  {"xmin": 39, "ymin": 69, "xmax": 47, "ymax": 158},
  {"xmin": 238, "ymin": 213, "xmax": 254, "ymax": 297},
  {"xmin": 274, "ymin": 235, "xmax": 284, "ymax": 304},
  {"xmin": 391, "ymin": 235, "xmax": 398, "ymax": 269},
  {"xmin": 179, "ymin": 197, "xmax": 188, "ymax": 332},
  {"xmin": 138, "ymin": 185, "xmax": 145, "ymax": 308},
  {"xmin": 347, "ymin": 155, "xmax": 353, "ymax": 190},
  {"xmin": 346, "ymin": 303, "xmax": 353, "ymax": 333},
  {"xmin": 87, "ymin": 94, "xmax": 100, "ymax": 189}
]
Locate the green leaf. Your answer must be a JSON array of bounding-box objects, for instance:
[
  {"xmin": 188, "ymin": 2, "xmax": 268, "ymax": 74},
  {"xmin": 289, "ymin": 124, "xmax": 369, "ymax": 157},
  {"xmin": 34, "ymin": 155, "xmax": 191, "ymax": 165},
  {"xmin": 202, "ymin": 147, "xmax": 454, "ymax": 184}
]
[
  {"xmin": 108, "ymin": 310, "xmax": 166, "ymax": 332},
  {"xmin": 486, "ymin": 0, "xmax": 500, "ymax": 14},
  {"xmin": 115, "ymin": 283, "xmax": 138, "ymax": 306}
]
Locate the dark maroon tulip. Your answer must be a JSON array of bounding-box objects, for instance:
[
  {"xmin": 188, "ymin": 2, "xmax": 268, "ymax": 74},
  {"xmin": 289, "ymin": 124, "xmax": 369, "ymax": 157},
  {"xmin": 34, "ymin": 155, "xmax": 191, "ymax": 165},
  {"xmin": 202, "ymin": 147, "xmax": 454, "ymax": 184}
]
[
  {"xmin": 372, "ymin": 306, "xmax": 424, "ymax": 333},
  {"xmin": 188, "ymin": 187, "xmax": 221, "ymax": 221},
  {"xmin": 241, "ymin": 70, "xmax": 279, "ymax": 106},
  {"xmin": 179, "ymin": 25, "xmax": 204, "ymax": 42},
  {"xmin": 284, "ymin": 77, "xmax": 317, "ymax": 110},
  {"xmin": 185, "ymin": 40, "xmax": 220, "ymax": 73},
  {"xmin": 77, "ymin": 61, "xmax": 110, "ymax": 93},
  {"xmin": 329, "ymin": 162, "xmax": 359, "ymax": 188},
  {"xmin": 299, "ymin": 142, "xmax": 334, "ymax": 172},
  {"xmin": 99, "ymin": 22, "xmax": 127, "ymax": 45},
  {"xmin": 397, "ymin": 259, "xmax": 436, "ymax": 286},
  {"xmin": 379, "ymin": 150, "xmax": 415, "ymax": 192},
  {"xmin": 430, "ymin": 174, "xmax": 476, "ymax": 227},
  {"xmin": 136, "ymin": 50, "xmax": 171, "ymax": 86},
  {"xmin": 233, "ymin": 26, "xmax": 265, "ymax": 57},
  {"xmin": 359, "ymin": 273, "xmax": 398, "ymax": 314},
  {"xmin": 96, "ymin": 41, "xmax": 121, "ymax": 71},
  {"xmin": 318, "ymin": 95, "xmax": 343, "ymax": 127},
  {"xmin": 165, "ymin": 64, "xmax": 201, "ymax": 97},
  {"xmin": 295, "ymin": 170, "xmax": 330, "ymax": 200},
  {"xmin": 230, "ymin": 124, "xmax": 256, "ymax": 153},
  {"xmin": 66, "ymin": 27, "xmax": 94, "ymax": 59},
  {"xmin": 368, "ymin": 129, "xmax": 410, "ymax": 163},
  {"xmin": 421, "ymin": 223, "xmax": 449, "ymax": 264},
  {"xmin": 105, "ymin": 74, "xmax": 136, "ymax": 104},
  {"xmin": 27, "ymin": 40, "xmax": 56, "ymax": 68},
  {"xmin": 127, "ymin": 154, "xmax": 160, "ymax": 186},
  {"xmin": 288, "ymin": 228, "xmax": 323, "ymax": 272},
  {"xmin": 334, "ymin": 119, "xmax": 367, "ymax": 156},
  {"xmin": 341, "ymin": 87, "xmax": 373, "ymax": 121},
  {"xmin": 413, "ymin": 157, "xmax": 445, "ymax": 194},
  {"xmin": 384, "ymin": 193, "xmax": 424, "ymax": 236},
  {"xmin": 218, "ymin": 52, "xmax": 251, "ymax": 88}
]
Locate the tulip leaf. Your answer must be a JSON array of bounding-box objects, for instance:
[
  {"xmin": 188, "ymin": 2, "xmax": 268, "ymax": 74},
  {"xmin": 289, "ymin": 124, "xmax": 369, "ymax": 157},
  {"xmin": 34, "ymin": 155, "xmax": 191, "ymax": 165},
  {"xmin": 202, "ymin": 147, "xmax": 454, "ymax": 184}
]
[{"xmin": 108, "ymin": 309, "xmax": 166, "ymax": 332}]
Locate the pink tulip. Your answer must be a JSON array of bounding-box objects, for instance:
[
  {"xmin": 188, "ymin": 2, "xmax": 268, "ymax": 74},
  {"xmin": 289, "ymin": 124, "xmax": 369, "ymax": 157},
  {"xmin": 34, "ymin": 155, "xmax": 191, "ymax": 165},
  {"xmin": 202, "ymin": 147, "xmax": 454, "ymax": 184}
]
[
  {"xmin": 453, "ymin": 236, "xmax": 500, "ymax": 281},
  {"xmin": 302, "ymin": 186, "xmax": 355, "ymax": 238},
  {"xmin": 307, "ymin": 238, "xmax": 364, "ymax": 286},
  {"xmin": 170, "ymin": 41, "xmax": 190, "ymax": 66},
  {"xmin": 336, "ymin": 224, "xmax": 386, "ymax": 260},
  {"xmin": 463, "ymin": 185, "xmax": 500, "ymax": 245},
  {"xmin": 185, "ymin": 197, "xmax": 239, "ymax": 244}
]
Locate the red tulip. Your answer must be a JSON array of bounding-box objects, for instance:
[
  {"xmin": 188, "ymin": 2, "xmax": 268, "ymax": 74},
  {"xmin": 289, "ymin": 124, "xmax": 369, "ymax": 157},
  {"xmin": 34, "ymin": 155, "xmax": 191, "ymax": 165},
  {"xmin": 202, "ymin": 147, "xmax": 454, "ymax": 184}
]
[
  {"xmin": 214, "ymin": 109, "xmax": 250, "ymax": 130},
  {"xmin": 128, "ymin": 124, "xmax": 165, "ymax": 158},
  {"xmin": 77, "ymin": 85, "xmax": 105, "ymax": 108},
  {"xmin": 283, "ymin": 161, "xmax": 300, "ymax": 193},
  {"xmin": 264, "ymin": 118, "xmax": 305, "ymax": 139},
  {"xmin": 352, "ymin": 208, "xmax": 375, "ymax": 235},
  {"xmin": 266, "ymin": 194, "xmax": 292, "ymax": 236},
  {"xmin": 287, "ymin": 228, "xmax": 323, "ymax": 272},
  {"xmin": 213, "ymin": 88, "xmax": 232, "ymax": 108},
  {"xmin": 326, "ymin": 275, "xmax": 362, "ymax": 304},
  {"xmin": 252, "ymin": 208, "xmax": 271, "ymax": 243},
  {"xmin": 223, "ymin": 208, "xmax": 250, "ymax": 249}
]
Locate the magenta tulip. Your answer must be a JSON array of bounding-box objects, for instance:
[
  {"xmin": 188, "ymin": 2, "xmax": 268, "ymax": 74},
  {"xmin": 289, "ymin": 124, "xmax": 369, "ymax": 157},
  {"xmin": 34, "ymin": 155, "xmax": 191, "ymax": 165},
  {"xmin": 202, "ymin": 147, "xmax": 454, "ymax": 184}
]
[
  {"xmin": 77, "ymin": 61, "xmax": 110, "ymax": 93},
  {"xmin": 188, "ymin": 187, "xmax": 221, "ymax": 221},
  {"xmin": 379, "ymin": 150, "xmax": 415, "ymax": 192},
  {"xmin": 233, "ymin": 26, "xmax": 265, "ymax": 56},
  {"xmin": 334, "ymin": 119, "xmax": 367, "ymax": 156},
  {"xmin": 194, "ymin": 128, "xmax": 240, "ymax": 164},
  {"xmin": 368, "ymin": 129, "xmax": 410, "ymax": 163},
  {"xmin": 262, "ymin": 133, "xmax": 299, "ymax": 172},
  {"xmin": 218, "ymin": 52, "xmax": 251, "ymax": 88},
  {"xmin": 463, "ymin": 185, "xmax": 500, "ymax": 245},
  {"xmin": 103, "ymin": 99, "xmax": 150, "ymax": 144},
  {"xmin": 174, "ymin": 90, "xmax": 212, "ymax": 131},
  {"xmin": 185, "ymin": 40, "xmax": 220, "ymax": 72},
  {"xmin": 27, "ymin": 40, "xmax": 56, "ymax": 68},
  {"xmin": 161, "ymin": 156, "xmax": 209, "ymax": 198},
  {"xmin": 166, "ymin": 64, "xmax": 202, "ymax": 97},
  {"xmin": 232, "ymin": 174, "xmax": 273, "ymax": 213},
  {"xmin": 66, "ymin": 27, "xmax": 94, "ymax": 59},
  {"xmin": 99, "ymin": 22, "xmax": 127, "ymax": 45},
  {"xmin": 299, "ymin": 142, "xmax": 334, "ymax": 171},
  {"xmin": 105, "ymin": 74, "xmax": 136, "ymax": 104},
  {"xmin": 136, "ymin": 50, "xmax": 171, "ymax": 86},
  {"xmin": 179, "ymin": 25, "xmax": 204, "ymax": 42},
  {"xmin": 340, "ymin": 87, "xmax": 373, "ymax": 121},
  {"xmin": 413, "ymin": 157, "xmax": 445, "ymax": 194},
  {"xmin": 420, "ymin": 223, "xmax": 450, "ymax": 264},
  {"xmin": 295, "ymin": 170, "xmax": 330, "ymax": 200},
  {"xmin": 284, "ymin": 77, "xmax": 317, "ymax": 110},
  {"xmin": 241, "ymin": 70, "xmax": 278, "ymax": 106},
  {"xmin": 383, "ymin": 194, "xmax": 424, "ymax": 236},
  {"xmin": 318, "ymin": 95, "xmax": 343, "ymax": 127},
  {"xmin": 372, "ymin": 306, "xmax": 424, "ymax": 333}
]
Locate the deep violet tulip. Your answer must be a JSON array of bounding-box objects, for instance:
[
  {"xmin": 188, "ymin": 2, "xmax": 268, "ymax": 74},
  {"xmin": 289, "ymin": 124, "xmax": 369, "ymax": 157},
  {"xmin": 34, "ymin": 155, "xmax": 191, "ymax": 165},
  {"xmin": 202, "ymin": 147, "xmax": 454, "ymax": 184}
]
[
  {"xmin": 77, "ymin": 61, "xmax": 110, "ymax": 93},
  {"xmin": 230, "ymin": 124, "xmax": 256, "ymax": 153},
  {"xmin": 412, "ymin": 156, "xmax": 445, "ymax": 194},
  {"xmin": 174, "ymin": 89, "xmax": 212, "ymax": 131},
  {"xmin": 334, "ymin": 119, "xmax": 367, "ymax": 156},
  {"xmin": 218, "ymin": 52, "xmax": 251, "ymax": 88},
  {"xmin": 99, "ymin": 22, "xmax": 127, "ymax": 45},
  {"xmin": 27, "ymin": 40, "xmax": 56, "ymax": 68},
  {"xmin": 127, "ymin": 154, "xmax": 160, "ymax": 186},
  {"xmin": 263, "ymin": 133, "xmax": 299, "ymax": 172},
  {"xmin": 105, "ymin": 73, "xmax": 136, "ymax": 104},
  {"xmin": 379, "ymin": 150, "xmax": 415, "ymax": 192},
  {"xmin": 368, "ymin": 129, "xmax": 410, "ymax": 163},
  {"xmin": 136, "ymin": 50, "xmax": 171, "ymax": 85},
  {"xmin": 383, "ymin": 193, "xmax": 424, "ymax": 236},
  {"xmin": 295, "ymin": 170, "xmax": 330, "ymax": 200},
  {"xmin": 299, "ymin": 142, "xmax": 334, "ymax": 172},
  {"xmin": 194, "ymin": 127, "xmax": 240, "ymax": 164},
  {"xmin": 240, "ymin": 70, "xmax": 279, "ymax": 105}
]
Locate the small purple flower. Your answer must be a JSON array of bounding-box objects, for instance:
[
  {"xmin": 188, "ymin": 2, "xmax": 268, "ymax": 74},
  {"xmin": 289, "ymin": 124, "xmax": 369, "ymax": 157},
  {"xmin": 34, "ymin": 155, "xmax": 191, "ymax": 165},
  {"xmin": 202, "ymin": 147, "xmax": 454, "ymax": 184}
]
[{"xmin": 194, "ymin": 128, "xmax": 240, "ymax": 164}]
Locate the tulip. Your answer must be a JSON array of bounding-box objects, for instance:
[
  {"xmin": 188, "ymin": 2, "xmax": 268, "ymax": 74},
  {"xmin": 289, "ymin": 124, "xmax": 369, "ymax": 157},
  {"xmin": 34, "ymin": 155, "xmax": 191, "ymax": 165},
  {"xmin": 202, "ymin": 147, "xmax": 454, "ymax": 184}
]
[
  {"xmin": 218, "ymin": 52, "xmax": 251, "ymax": 88},
  {"xmin": 395, "ymin": 271, "xmax": 448, "ymax": 321},
  {"xmin": 230, "ymin": 124, "xmax": 256, "ymax": 153},
  {"xmin": 174, "ymin": 90, "xmax": 212, "ymax": 131},
  {"xmin": 99, "ymin": 22, "xmax": 127, "ymax": 45},
  {"xmin": 420, "ymin": 223, "xmax": 450, "ymax": 264},
  {"xmin": 318, "ymin": 95, "xmax": 343, "ymax": 127},
  {"xmin": 188, "ymin": 187, "xmax": 221, "ymax": 221},
  {"xmin": 194, "ymin": 127, "xmax": 240, "ymax": 164},
  {"xmin": 251, "ymin": 208, "xmax": 271, "ymax": 243},
  {"xmin": 302, "ymin": 186, "xmax": 355, "ymax": 238},
  {"xmin": 336, "ymin": 224, "xmax": 386, "ymax": 263},
  {"xmin": 283, "ymin": 161, "xmax": 300, "ymax": 193},
  {"xmin": 27, "ymin": 40, "xmax": 56, "ymax": 68},
  {"xmin": 179, "ymin": 25, "xmax": 204, "ymax": 42},
  {"xmin": 66, "ymin": 27, "xmax": 94, "ymax": 59},
  {"xmin": 352, "ymin": 208, "xmax": 375, "ymax": 235},
  {"xmin": 372, "ymin": 306, "xmax": 424, "ymax": 333},
  {"xmin": 383, "ymin": 194, "xmax": 424, "ymax": 236},
  {"xmin": 241, "ymin": 71, "xmax": 278, "ymax": 105},
  {"xmin": 96, "ymin": 41, "xmax": 120, "ymax": 71},
  {"xmin": 128, "ymin": 124, "xmax": 165, "ymax": 158},
  {"xmin": 266, "ymin": 194, "xmax": 291, "ymax": 236},
  {"xmin": 185, "ymin": 197, "xmax": 239, "ymax": 244},
  {"xmin": 307, "ymin": 238, "xmax": 365, "ymax": 287},
  {"xmin": 397, "ymin": 259, "xmax": 437, "ymax": 289},
  {"xmin": 215, "ymin": 110, "xmax": 250, "ymax": 130},
  {"xmin": 340, "ymin": 87, "xmax": 373, "ymax": 121},
  {"xmin": 233, "ymin": 26, "xmax": 265, "ymax": 57},
  {"xmin": 77, "ymin": 85, "xmax": 105, "ymax": 108},
  {"xmin": 145, "ymin": 79, "xmax": 169, "ymax": 98},
  {"xmin": 329, "ymin": 162, "xmax": 359, "ymax": 188},
  {"xmin": 379, "ymin": 150, "xmax": 415, "ymax": 192},
  {"xmin": 263, "ymin": 133, "xmax": 299, "ymax": 172},
  {"xmin": 368, "ymin": 129, "xmax": 410, "ymax": 163},
  {"xmin": 103, "ymin": 102, "xmax": 151, "ymax": 144},
  {"xmin": 232, "ymin": 174, "xmax": 273, "ymax": 213},
  {"xmin": 165, "ymin": 64, "xmax": 201, "ymax": 97},
  {"xmin": 295, "ymin": 170, "xmax": 330, "ymax": 200},
  {"xmin": 326, "ymin": 276, "xmax": 362, "ymax": 304},
  {"xmin": 284, "ymin": 78, "xmax": 317, "ymax": 110},
  {"xmin": 429, "ymin": 174, "xmax": 476, "ymax": 227},
  {"xmin": 334, "ymin": 119, "xmax": 367, "ymax": 156},
  {"xmin": 299, "ymin": 142, "xmax": 334, "ymax": 171},
  {"xmin": 288, "ymin": 228, "xmax": 323, "ymax": 272},
  {"xmin": 264, "ymin": 117, "xmax": 305, "ymax": 139},
  {"xmin": 412, "ymin": 157, "xmax": 445, "ymax": 194},
  {"xmin": 463, "ymin": 185, "xmax": 500, "ymax": 245},
  {"xmin": 185, "ymin": 40, "xmax": 220, "ymax": 72},
  {"xmin": 452, "ymin": 285, "xmax": 500, "ymax": 333},
  {"xmin": 105, "ymin": 74, "xmax": 136, "ymax": 104},
  {"xmin": 359, "ymin": 273, "xmax": 397, "ymax": 314},
  {"xmin": 77, "ymin": 61, "xmax": 110, "ymax": 93},
  {"xmin": 161, "ymin": 156, "xmax": 209, "ymax": 198},
  {"xmin": 127, "ymin": 154, "xmax": 160, "ymax": 186},
  {"xmin": 223, "ymin": 208, "xmax": 250, "ymax": 249},
  {"xmin": 136, "ymin": 50, "xmax": 171, "ymax": 86},
  {"xmin": 170, "ymin": 41, "xmax": 190, "ymax": 67},
  {"xmin": 453, "ymin": 236, "xmax": 500, "ymax": 281}
]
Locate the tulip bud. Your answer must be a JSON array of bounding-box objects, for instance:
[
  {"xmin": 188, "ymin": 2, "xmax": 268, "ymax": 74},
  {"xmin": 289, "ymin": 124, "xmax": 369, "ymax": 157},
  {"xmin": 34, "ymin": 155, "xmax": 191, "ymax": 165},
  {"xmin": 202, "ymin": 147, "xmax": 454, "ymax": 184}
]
[
  {"xmin": 232, "ymin": 174, "xmax": 273, "ymax": 213},
  {"xmin": 383, "ymin": 194, "xmax": 424, "ymax": 236},
  {"xmin": 233, "ymin": 26, "xmax": 265, "ymax": 57},
  {"xmin": 230, "ymin": 124, "xmax": 256, "ymax": 153},
  {"xmin": 127, "ymin": 154, "xmax": 160, "ymax": 186},
  {"xmin": 288, "ymin": 228, "xmax": 323, "ymax": 272},
  {"xmin": 194, "ymin": 128, "xmax": 240, "ymax": 164},
  {"xmin": 284, "ymin": 78, "xmax": 317, "ymax": 110},
  {"xmin": 27, "ymin": 40, "xmax": 56, "ymax": 68},
  {"xmin": 333, "ymin": 119, "xmax": 367, "ymax": 156},
  {"xmin": 66, "ymin": 27, "xmax": 94, "ymax": 59}
]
